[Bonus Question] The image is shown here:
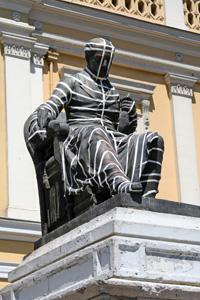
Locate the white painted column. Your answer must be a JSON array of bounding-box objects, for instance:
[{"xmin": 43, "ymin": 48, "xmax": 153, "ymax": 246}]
[
  {"xmin": 164, "ymin": 0, "xmax": 188, "ymax": 30},
  {"xmin": 165, "ymin": 73, "xmax": 200, "ymax": 205},
  {"xmin": 1, "ymin": 31, "xmax": 48, "ymax": 221}
]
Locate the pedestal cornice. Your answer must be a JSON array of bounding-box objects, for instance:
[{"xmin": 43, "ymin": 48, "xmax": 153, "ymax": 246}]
[{"xmin": 2, "ymin": 196, "xmax": 200, "ymax": 300}]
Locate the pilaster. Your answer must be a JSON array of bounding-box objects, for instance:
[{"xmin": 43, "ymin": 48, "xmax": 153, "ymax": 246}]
[
  {"xmin": 0, "ymin": 18, "xmax": 48, "ymax": 221},
  {"xmin": 165, "ymin": 73, "xmax": 200, "ymax": 205}
]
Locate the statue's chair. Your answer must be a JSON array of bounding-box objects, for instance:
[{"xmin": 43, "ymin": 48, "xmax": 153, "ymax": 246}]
[{"xmin": 24, "ymin": 113, "xmax": 109, "ymax": 235}]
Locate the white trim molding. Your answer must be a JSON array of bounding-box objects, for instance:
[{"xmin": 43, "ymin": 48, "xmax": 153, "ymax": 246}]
[
  {"xmin": 0, "ymin": 263, "xmax": 18, "ymax": 280},
  {"xmin": 0, "ymin": 217, "xmax": 41, "ymax": 242},
  {"xmin": 165, "ymin": 73, "xmax": 200, "ymax": 205}
]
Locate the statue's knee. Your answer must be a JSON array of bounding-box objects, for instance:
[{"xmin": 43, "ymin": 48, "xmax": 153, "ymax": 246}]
[
  {"xmin": 149, "ymin": 133, "xmax": 164, "ymax": 149},
  {"xmin": 157, "ymin": 134, "xmax": 164, "ymax": 150},
  {"xmin": 87, "ymin": 126, "xmax": 108, "ymax": 143},
  {"xmin": 91, "ymin": 126, "xmax": 107, "ymax": 137}
]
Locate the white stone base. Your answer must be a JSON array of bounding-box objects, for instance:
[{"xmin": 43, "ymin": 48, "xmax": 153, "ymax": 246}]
[{"xmin": 1, "ymin": 206, "xmax": 200, "ymax": 299}]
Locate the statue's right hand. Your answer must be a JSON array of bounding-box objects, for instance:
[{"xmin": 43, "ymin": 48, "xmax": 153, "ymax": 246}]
[{"xmin": 37, "ymin": 109, "xmax": 51, "ymax": 129}]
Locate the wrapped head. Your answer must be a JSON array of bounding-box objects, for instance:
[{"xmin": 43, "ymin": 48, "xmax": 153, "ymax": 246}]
[{"xmin": 85, "ymin": 37, "xmax": 115, "ymax": 79}]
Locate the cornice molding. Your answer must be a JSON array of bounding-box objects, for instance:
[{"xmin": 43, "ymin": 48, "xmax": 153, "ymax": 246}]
[
  {"xmin": 0, "ymin": 17, "xmax": 34, "ymax": 37},
  {"xmin": 0, "ymin": 0, "xmax": 33, "ymax": 14},
  {"xmin": 165, "ymin": 73, "xmax": 198, "ymax": 97},
  {"xmin": 0, "ymin": 2, "xmax": 199, "ymax": 78},
  {"xmin": 0, "ymin": 262, "xmax": 18, "ymax": 279},
  {"xmin": 0, "ymin": 17, "xmax": 36, "ymax": 60},
  {"xmin": 0, "ymin": 217, "xmax": 41, "ymax": 242},
  {"xmin": 35, "ymin": 32, "xmax": 200, "ymax": 80},
  {"xmin": 29, "ymin": 0, "xmax": 200, "ymax": 58},
  {"xmin": 111, "ymin": 76, "xmax": 156, "ymax": 99},
  {"xmin": 0, "ymin": 21, "xmax": 48, "ymax": 61}
]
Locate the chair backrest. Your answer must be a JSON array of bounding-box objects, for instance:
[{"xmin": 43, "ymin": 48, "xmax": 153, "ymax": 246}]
[{"xmin": 23, "ymin": 111, "xmax": 67, "ymax": 234}]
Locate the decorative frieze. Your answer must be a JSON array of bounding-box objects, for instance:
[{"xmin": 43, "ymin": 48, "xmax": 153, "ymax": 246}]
[
  {"xmin": 32, "ymin": 53, "xmax": 44, "ymax": 66},
  {"xmin": 3, "ymin": 43, "xmax": 47, "ymax": 66},
  {"xmin": 183, "ymin": 0, "xmax": 200, "ymax": 31},
  {"xmin": 63, "ymin": 0, "xmax": 165, "ymax": 24},
  {"xmin": 171, "ymin": 84, "xmax": 193, "ymax": 97},
  {"xmin": 4, "ymin": 44, "xmax": 31, "ymax": 59}
]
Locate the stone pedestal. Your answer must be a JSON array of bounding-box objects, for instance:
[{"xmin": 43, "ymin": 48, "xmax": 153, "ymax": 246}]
[{"xmin": 1, "ymin": 196, "xmax": 200, "ymax": 300}]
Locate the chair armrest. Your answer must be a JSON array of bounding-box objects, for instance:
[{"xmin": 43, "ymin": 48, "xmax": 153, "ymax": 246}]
[{"xmin": 47, "ymin": 120, "xmax": 69, "ymax": 166}]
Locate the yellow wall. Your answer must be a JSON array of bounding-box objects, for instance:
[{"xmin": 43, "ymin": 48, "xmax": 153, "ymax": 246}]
[
  {"xmin": 150, "ymin": 80, "xmax": 179, "ymax": 201},
  {"xmin": 0, "ymin": 240, "xmax": 34, "ymax": 288},
  {"xmin": 110, "ymin": 65, "xmax": 179, "ymax": 201},
  {"xmin": 0, "ymin": 279, "xmax": 8, "ymax": 289},
  {"xmin": 0, "ymin": 44, "xmax": 8, "ymax": 216},
  {"xmin": 193, "ymin": 84, "xmax": 200, "ymax": 187}
]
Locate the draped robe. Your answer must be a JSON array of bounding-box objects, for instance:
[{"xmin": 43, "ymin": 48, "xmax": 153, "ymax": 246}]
[{"xmin": 28, "ymin": 69, "xmax": 164, "ymax": 198}]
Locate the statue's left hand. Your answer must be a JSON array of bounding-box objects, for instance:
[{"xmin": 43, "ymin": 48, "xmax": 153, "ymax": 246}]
[
  {"xmin": 38, "ymin": 109, "xmax": 52, "ymax": 129},
  {"xmin": 121, "ymin": 94, "xmax": 133, "ymax": 112}
]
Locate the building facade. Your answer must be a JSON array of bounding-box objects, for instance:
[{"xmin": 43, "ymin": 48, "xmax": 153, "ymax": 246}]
[{"xmin": 0, "ymin": 0, "xmax": 200, "ymax": 289}]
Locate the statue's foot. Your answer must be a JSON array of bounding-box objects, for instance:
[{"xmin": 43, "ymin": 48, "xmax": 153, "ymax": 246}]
[
  {"xmin": 142, "ymin": 191, "xmax": 157, "ymax": 198},
  {"xmin": 113, "ymin": 180, "xmax": 142, "ymax": 203},
  {"xmin": 129, "ymin": 191, "xmax": 142, "ymax": 204},
  {"xmin": 116, "ymin": 181, "xmax": 142, "ymax": 194}
]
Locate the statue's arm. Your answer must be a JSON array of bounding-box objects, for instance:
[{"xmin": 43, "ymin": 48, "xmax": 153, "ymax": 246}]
[
  {"xmin": 118, "ymin": 95, "xmax": 137, "ymax": 134},
  {"xmin": 27, "ymin": 76, "xmax": 74, "ymax": 142},
  {"xmin": 37, "ymin": 77, "xmax": 74, "ymax": 128}
]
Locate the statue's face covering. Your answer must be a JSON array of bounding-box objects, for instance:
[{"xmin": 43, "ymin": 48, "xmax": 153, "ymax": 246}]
[{"xmin": 85, "ymin": 38, "xmax": 115, "ymax": 80}]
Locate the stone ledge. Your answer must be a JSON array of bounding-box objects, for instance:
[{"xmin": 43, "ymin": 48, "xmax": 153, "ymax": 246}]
[
  {"xmin": 0, "ymin": 217, "xmax": 41, "ymax": 242},
  {"xmin": 35, "ymin": 195, "xmax": 200, "ymax": 248}
]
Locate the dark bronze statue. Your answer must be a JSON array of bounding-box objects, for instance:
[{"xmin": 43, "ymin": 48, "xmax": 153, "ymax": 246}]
[{"xmin": 24, "ymin": 38, "xmax": 164, "ymax": 234}]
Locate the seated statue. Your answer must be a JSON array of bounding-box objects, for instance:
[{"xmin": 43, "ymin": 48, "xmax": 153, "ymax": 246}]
[{"xmin": 25, "ymin": 37, "xmax": 164, "ymax": 232}]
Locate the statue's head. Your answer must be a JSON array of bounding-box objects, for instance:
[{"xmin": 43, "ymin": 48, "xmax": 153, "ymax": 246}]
[{"xmin": 85, "ymin": 37, "xmax": 115, "ymax": 80}]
